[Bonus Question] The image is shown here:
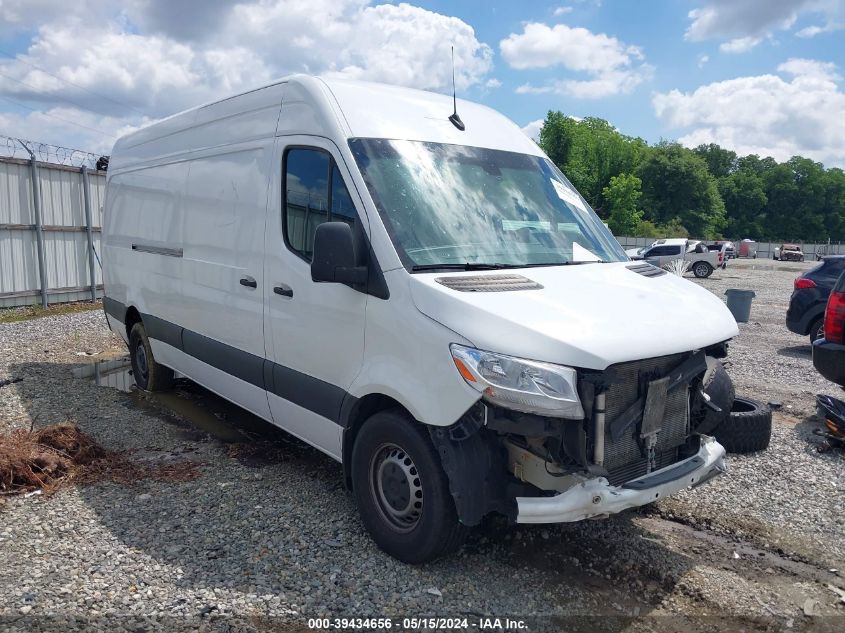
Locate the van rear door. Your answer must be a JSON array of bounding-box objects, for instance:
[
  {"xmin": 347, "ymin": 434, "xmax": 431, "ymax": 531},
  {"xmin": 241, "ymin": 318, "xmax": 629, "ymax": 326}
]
[{"xmin": 263, "ymin": 136, "xmax": 368, "ymax": 459}]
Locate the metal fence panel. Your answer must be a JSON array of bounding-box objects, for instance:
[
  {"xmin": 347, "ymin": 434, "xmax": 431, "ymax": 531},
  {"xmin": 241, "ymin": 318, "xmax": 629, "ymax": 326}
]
[
  {"xmin": 0, "ymin": 229, "xmax": 39, "ymax": 304},
  {"xmin": 0, "ymin": 160, "xmax": 33, "ymax": 225},
  {"xmin": 0, "ymin": 157, "xmax": 106, "ymax": 307}
]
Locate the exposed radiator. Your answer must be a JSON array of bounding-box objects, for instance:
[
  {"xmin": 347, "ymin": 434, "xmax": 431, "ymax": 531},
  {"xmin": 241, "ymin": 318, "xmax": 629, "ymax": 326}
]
[{"xmin": 596, "ymin": 352, "xmax": 692, "ymax": 485}]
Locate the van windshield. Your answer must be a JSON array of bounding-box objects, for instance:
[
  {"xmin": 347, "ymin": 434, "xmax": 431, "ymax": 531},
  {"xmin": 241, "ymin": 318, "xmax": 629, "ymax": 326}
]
[{"xmin": 348, "ymin": 139, "xmax": 626, "ymax": 270}]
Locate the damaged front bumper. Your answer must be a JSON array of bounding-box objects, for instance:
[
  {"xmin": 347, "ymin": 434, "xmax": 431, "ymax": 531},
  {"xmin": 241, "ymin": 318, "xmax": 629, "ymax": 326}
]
[{"xmin": 515, "ymin": 436, "xmax": 726, "ymax": 524}]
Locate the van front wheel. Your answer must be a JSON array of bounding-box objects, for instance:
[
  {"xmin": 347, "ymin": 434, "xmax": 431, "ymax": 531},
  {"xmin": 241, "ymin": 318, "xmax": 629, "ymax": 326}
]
[
  {"xmin": 351, "ymin": 410, "xmax": 468, "ymax": 563},
  {"xmin": 129, "ymin": 322, "xmax": 174, "ymax": 392}
]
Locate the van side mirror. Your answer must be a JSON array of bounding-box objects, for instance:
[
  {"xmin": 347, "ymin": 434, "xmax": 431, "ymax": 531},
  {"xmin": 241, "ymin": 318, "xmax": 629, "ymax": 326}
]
[{"xmin": 311, "ymin": 222, "xmax": 368, "ymax": 285}]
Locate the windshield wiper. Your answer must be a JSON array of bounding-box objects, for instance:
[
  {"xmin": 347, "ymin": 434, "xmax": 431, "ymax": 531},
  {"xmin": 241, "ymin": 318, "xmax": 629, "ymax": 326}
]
[
  {"xmin": 519, "ymin": 261, "xmax": 603, "ymax": 267},
  {"xmin": 411, "ymin": 263, "xmax": 513, "ymax": 272},
  {"xmin": 412, "ymin": 260, "xmax": 605, "ymax": 272}
]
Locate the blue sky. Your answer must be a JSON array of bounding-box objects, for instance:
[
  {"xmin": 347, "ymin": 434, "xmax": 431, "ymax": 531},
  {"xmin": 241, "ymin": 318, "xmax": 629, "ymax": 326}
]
[{"xmin": 1, "ymin": 1, "xmax": 843, "ymax": 166}]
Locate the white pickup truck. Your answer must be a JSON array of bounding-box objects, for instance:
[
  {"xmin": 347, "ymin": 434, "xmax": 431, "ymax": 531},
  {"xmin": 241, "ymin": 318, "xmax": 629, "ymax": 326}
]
[{"xmin": 627, "ymin": 238, "xmax": 726, "ymax": 278}]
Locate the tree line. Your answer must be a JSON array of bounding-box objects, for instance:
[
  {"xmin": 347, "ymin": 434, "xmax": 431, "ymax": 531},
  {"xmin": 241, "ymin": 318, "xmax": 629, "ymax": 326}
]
[{"xmin": 538, "ymin": 111, "xmax": 845, "ymax": 241}]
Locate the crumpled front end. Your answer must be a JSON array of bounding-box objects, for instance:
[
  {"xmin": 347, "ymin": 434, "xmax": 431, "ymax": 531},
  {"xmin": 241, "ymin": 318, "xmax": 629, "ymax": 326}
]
[
  {"xmin": 515, "ymin": 436, "xmax": 726, "ymax": 523},
  {"xmin": 435, "ymin": 349, "xmax": 730, "ymax": 527}
]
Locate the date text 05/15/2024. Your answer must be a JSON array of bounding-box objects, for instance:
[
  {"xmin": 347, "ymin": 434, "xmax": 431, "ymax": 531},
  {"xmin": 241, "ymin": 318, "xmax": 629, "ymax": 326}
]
[{"xmin": 307, "ymin": 617, "xmax": 528, "ymax": 630}]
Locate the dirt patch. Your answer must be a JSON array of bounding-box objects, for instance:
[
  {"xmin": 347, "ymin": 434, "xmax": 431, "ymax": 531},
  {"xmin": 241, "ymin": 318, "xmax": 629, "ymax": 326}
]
[
  {"xmin": 0, "ymin": 422, "xmax": 202, "ymax": 500},
  {"xmin": 0, "ymin": 301, "xmax": 102, "ymax": 324}
]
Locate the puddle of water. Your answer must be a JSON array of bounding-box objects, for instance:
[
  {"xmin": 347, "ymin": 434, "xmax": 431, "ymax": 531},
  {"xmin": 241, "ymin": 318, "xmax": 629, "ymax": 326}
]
[
  {"xmin": 72, "ymin": 358, "xmax": 286, "ymax": 444},
  {"xmin": 71, "ymin": 358, "xmax": 136, "ymax": 392}
]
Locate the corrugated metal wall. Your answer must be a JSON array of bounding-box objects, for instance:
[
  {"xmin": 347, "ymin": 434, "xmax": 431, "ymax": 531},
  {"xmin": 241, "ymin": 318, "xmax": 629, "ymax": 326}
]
[{"xmin": 0, "ymin": 157, "xmax": 105, "ymax": 308}]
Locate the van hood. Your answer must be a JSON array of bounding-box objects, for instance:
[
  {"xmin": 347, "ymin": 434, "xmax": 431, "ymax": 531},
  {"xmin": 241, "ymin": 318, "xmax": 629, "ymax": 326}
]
[{"xmin": 409, "ymin": 262, "xmax": 739, "ymax": 370}]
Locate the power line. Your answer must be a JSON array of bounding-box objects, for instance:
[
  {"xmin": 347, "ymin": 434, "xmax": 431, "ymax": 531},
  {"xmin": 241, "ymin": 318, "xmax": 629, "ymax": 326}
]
[
  {"xmin": 0, "ymin": 70, "xmax": 121, "ymax": 118},
  {"xmin": 0, "ymin": 95, "xmax": 116, "ymax": 139},
  {"xmin": 0, "ymin": 48, "xmax": 146, "ymax": 116}
]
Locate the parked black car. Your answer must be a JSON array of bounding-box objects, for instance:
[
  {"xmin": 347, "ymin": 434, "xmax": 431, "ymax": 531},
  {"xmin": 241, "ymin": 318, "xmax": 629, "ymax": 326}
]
[
  {"xmin": 786, "ymin": 256, "xmax": 845, "ymax": 342},
  {"xmin": 812, "ymin": 269, "xmax": 845, "ymax": 387}
]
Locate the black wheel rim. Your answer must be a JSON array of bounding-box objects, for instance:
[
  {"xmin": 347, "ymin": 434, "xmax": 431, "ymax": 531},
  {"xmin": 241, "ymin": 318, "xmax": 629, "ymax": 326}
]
[
  {"xmin": 369, "ymin": 443, "xmax": 423, "ymax": 533},
  {"xmin": 135, "ymin": 342, "xmax": 149, "ymax": 383}
]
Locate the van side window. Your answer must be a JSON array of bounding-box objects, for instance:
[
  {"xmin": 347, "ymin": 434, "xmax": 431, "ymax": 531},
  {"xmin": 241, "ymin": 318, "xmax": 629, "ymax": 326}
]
[{"xmin": 284, "ymin": 148, "xmax": 357, "ymax": 261}]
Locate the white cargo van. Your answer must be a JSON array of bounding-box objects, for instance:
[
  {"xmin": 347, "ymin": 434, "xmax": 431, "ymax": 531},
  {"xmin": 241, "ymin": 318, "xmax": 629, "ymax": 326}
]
[{"xmin": 102, "ymin": 75, "xmax": 738, "ymax": 563}]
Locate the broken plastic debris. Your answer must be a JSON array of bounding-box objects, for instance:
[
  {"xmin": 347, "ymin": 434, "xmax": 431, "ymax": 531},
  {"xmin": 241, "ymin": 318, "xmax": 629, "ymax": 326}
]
[{"xmin": 425, "ymin": 588, "xmax": 442, "ymax": 597}]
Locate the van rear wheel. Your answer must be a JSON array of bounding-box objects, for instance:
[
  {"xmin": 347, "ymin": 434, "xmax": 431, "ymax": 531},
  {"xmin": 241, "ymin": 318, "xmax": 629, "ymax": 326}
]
[
  {"xmin": 129, "ymin": 322, "xmax": 174, "ymax": 392},
  {"xmin": 351, "ymin": 410, "xmax": 468, "ymax": 563}
]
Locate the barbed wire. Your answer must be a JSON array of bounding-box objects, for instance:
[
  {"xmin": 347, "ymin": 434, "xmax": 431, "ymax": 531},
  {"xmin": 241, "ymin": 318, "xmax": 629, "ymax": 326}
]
[{"xmin": 0, "ymin": 135, "xmax": 107, "ymax": 169}]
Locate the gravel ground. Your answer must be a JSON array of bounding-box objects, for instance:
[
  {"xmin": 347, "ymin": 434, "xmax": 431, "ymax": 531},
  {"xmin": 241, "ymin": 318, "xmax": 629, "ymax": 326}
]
[
  {"xmin": 664, "ymin": 259, "xmax": 845, "ymax": 566},
  {"xmin": 1, "ymin": 268, "xmax": 844, "ymax": 631}
]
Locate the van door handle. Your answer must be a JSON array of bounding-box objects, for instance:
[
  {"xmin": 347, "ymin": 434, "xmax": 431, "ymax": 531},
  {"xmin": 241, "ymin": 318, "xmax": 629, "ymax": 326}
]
[
  {"xmin": 273, "ymin": 284, "xmax": 293, "ymax": 298},
  {"xmin": 239, "ymin": 276, "xmax": 257, "ymax": 289}
]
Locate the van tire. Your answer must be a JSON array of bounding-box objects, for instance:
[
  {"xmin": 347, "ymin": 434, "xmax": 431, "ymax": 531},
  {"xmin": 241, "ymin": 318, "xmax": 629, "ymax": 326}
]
[
  {"xmin": 693, "ymin": 262, "xmax": 713, "ymax": 278},
  {"xmin": 129, "ymin": 322, "xmax": 174, "ymax": 392},
  {"xmin": 351, "ymin": 410, "xmax": 468, "ymax": 563},
  {"xmin": 692, "ymin": 356, "xmax": 735, "ymax": 435},
  {"xmin": 713, "ymin": 397, "xmax": 772, "ymax": 454}
]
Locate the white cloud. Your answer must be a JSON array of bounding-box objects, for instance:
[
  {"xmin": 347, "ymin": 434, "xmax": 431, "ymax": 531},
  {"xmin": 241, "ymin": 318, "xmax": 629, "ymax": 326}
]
[
  {"xmin": 0, "ymin": 106, "xmax": 150, "ymax": 154},
  {"xmin": 521, "ymin": 119, "xmax": 544, "ymax": 141},
  {"xmin": 501, "ymin": 22, "xmax": 642, "ymax": 72},
  {"xmin": 796, "ymin": 22, "xmax": 844, "ymax": 37},
  {"xmin": 719, "ymin": 36, "xmax": 763, "ymax": 53},
  {"xmin": 318, "ymin": 3, "xmax": 492, "ymax": 91},
  {"xmin": 0, "ymin": 0, "xmax": 95, "ymax": 33},
  {"xmin": 0, "ymin": 1, "xmax": 494, "ymax": 153},
  {"xmin": 686, "ymin": 0, "xmax": 820, "ymax": 40},
  {"xmin": 485, "ymin": 78, "xmax": 502, "ymax": 88},
  {"xmin": 685, "ymin": 0, "xmax": 839, "ymax": 53},
  {"xmin": 553, "ymin": 6, "xmax": 573, "ymax": 16},
  {"xmin": 653, "ymin": 58, "xmax": 845, "ymax": 167},
  {"xmin": 1, "ymin": 21, "xmax": 275, "ymax": 118},
  {"xmin": 500, "ymin": 22, "xmax": 651, "ymax": 99},
  {"xmin": 698, "ymin": 54, "xmax": 710, "ymax": 68}
]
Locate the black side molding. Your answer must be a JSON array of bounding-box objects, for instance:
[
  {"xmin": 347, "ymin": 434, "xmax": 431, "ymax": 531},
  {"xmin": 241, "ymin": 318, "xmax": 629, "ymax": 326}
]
[
  {"xmin": 103, "ymin": 297, "xmax": 127, "ymax": 324},
  {"xmin": 144, "ymin": 314, "xmax": 183, "ymax": 351},
  {"xmin": 99, "ymin": 297, "xmax": 352, "ymax": 427}
]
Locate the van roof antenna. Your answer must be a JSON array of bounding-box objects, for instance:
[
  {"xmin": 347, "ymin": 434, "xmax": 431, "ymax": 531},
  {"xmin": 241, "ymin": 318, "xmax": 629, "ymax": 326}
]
[{"xmin": 448, "ymin": 46, "xmax": 465, "ymax": 131}]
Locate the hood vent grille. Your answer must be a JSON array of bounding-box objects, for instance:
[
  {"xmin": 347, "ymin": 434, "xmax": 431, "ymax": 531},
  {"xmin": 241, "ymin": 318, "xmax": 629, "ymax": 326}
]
[
  {"xmin": 627, "ymin": 263, "xmax": 666, "ymax": 278},
  {"xmin": 436, "ymin": 274, "xmax": 543, "ymax": 292}
]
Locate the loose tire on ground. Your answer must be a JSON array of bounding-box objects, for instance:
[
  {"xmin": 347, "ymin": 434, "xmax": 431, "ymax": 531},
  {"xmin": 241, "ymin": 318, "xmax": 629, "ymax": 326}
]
[
  {"xmin": 693, "ymin": 261, "xmax": 714, "ymax": 278},
  {"xmin": 692, "ymin": 356, "xmax": 735, "ymax": 435},
  {"xmin": 129, "ymin": 322, "xmax": 174, "ymax": 392},
  {"xmin": 351, "ymin": 409, "xmax": 468, "ymax": 564},
  {"xmin": 713, "ymin": 397, "xmax": 772, "ymax": 454}
]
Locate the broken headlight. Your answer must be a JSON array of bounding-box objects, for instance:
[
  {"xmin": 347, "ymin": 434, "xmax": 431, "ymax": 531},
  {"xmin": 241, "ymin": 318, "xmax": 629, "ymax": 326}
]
[{"xmin": 450, "ymin": 344, "xmax": 583, "ymax": 419}]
